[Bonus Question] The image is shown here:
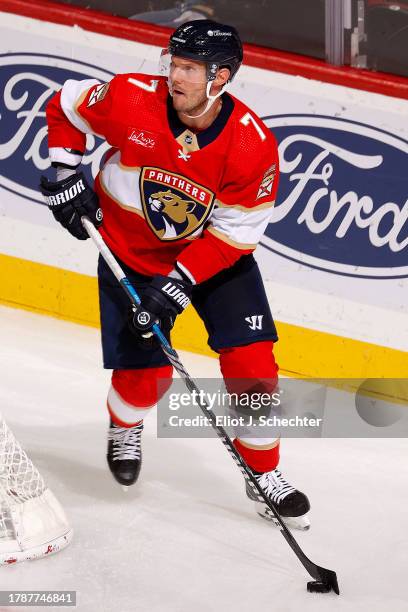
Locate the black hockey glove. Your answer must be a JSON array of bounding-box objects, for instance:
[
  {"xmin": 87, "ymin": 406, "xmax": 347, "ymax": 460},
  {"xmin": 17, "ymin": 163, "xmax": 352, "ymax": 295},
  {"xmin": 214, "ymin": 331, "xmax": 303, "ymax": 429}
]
[
  {"xmin": 131, "ymin": 275, "xmax": 192, "ymax": 339},
  {"xmin": 40, "ymin": 172, "xmax": 103, "ymax": 240}
]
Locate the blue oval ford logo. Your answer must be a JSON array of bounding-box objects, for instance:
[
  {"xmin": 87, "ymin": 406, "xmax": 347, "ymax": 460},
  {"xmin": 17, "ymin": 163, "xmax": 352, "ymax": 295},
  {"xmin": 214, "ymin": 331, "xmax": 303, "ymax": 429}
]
[
  {"xmin": 261, "ymin": 114, "xmax": 408, "ymax": 279},
  {"xmin": 0, "ymin": 53, "xmax": 114, "ymax": 204}
]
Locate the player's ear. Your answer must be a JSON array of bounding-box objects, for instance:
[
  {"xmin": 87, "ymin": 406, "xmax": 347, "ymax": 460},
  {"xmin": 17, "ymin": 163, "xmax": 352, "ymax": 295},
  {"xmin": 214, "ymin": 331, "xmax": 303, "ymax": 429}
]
[{"xmin": 214, "ymin": 67, "xmax": 230, "ymax": 87}]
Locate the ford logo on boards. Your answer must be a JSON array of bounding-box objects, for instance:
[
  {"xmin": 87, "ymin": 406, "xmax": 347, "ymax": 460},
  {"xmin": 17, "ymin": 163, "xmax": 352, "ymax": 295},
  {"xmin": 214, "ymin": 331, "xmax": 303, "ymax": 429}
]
[
  {"xmin": 261, "ymin": 114, "xmax": 408, "ymax": 279},
  {"xmin": 0, "ymin": 53, "xmax": 114, "ymax": 204}
]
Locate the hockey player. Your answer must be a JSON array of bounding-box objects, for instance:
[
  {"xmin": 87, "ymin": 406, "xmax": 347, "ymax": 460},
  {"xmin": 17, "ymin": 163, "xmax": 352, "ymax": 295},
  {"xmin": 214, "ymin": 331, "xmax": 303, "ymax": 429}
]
[{"xmin": 40, "ymin": 20, "xmax": 310, "ymax": 529}]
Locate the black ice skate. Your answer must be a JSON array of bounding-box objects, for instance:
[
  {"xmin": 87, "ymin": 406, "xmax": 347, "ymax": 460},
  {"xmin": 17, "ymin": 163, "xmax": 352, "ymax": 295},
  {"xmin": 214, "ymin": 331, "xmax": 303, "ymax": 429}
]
[
  {"xmin": 107, "ymin": 419, "xmax": 143, "ymax": 488},
  {"xmin": 246, "ymin": 468, "xmax": 311, "ymax": 530}
]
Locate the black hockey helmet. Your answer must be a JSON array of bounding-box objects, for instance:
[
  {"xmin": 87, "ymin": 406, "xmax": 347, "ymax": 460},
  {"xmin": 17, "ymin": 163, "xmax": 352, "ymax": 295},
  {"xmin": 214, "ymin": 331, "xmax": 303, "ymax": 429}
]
[{"xmin": 168, "ymin": 20, "xmax": 243, "ymax": 82}]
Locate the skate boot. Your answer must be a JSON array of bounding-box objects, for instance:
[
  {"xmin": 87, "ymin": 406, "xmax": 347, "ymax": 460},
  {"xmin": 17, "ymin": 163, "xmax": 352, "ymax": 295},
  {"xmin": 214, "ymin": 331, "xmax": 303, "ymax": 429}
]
[
  {"xmin": 246, "ymin": 468, "xmax": 310, "ymax": 530},
  {"xmin": 107, "ymin": 419, "xmax": 143, "ymax": 488}
]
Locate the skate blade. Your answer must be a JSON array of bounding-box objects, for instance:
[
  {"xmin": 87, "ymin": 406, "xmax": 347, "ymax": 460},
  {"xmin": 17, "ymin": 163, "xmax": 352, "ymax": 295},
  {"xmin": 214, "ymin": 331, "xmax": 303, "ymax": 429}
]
[
  {"xmin": 254, "ymin": 502, "xmax": 311, "ymax": 531},
  {"xmin": 282, "ymin": 514, "xmax": 310, "ymax": 531},
  {"xmin": 121, "ymin": 485, "xmax": 130, "ymax": 493}
]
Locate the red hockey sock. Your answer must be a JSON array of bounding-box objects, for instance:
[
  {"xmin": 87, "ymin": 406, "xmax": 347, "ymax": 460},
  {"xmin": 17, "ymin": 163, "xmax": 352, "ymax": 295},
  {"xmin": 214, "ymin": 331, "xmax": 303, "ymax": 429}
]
[{"xmin": 233, "ymin": 438, "xmax": 280, "ymax": 473}]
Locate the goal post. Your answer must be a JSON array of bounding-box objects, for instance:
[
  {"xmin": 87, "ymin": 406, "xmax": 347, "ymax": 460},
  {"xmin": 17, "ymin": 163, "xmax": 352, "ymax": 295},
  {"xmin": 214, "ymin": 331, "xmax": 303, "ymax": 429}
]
[{"xmin": 0, "ymin": 413, "xmax": 72, "ymax": 564}]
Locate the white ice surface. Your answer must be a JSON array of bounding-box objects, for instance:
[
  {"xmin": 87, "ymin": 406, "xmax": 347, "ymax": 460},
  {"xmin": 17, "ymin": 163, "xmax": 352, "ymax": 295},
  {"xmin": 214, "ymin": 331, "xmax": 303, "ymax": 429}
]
[{"xmin": 0, "ymin": 305, "xmax": 407, "ymax": 612}]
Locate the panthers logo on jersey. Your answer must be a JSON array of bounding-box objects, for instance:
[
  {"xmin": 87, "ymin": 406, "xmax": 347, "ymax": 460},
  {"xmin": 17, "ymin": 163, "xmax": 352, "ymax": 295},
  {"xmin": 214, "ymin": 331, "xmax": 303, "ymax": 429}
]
[{"xmin": 140, "ymin": 167, "xmax": 215, "ymax": 241}]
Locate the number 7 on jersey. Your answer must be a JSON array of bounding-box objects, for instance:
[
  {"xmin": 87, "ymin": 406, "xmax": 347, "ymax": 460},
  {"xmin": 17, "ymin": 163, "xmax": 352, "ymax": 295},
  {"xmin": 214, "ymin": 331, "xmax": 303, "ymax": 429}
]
[{"xmin": 240, "ymin": 112, "xmax": 266, "ymax": 141}]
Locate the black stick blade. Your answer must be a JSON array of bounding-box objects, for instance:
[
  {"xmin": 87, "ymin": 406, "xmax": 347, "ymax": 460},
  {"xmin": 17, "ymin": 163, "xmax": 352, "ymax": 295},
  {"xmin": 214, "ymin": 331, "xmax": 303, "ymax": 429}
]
[{"xmin": 315, "ymin": 567, "xmax": 340, "ymax": 595}]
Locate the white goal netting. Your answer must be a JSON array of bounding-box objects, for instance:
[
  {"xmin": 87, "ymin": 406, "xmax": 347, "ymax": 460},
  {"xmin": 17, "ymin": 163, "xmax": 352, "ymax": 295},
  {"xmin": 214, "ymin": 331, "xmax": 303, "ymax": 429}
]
[{"xmin": 0, "ymin": 414, "xmax": 72, "ymax": 564}]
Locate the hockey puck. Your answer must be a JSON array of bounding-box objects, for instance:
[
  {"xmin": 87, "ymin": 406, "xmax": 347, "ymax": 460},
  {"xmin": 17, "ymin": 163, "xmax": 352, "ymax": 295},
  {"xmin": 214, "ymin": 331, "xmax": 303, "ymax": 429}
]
[{"xmin": 307, "ymin": 581, "xmax": 332, "ymax": 593}]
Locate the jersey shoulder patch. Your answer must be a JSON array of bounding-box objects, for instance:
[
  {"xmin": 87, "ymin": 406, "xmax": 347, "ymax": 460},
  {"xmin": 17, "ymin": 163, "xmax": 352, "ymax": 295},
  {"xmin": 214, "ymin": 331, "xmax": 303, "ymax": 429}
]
[{"xmin": 87, "ymin": 82, "xmax": 110, "ymax": 107}]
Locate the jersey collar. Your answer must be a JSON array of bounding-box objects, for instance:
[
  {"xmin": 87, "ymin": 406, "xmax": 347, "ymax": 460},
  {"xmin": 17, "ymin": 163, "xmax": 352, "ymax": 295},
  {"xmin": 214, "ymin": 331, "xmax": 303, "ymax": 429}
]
[{"xmin": 167, "ymin": 93, "xmax": 234, "ymax": 150}]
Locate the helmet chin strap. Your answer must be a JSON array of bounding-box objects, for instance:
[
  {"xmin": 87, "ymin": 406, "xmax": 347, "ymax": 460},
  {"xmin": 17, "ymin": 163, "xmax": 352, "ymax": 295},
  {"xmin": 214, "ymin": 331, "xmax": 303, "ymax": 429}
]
[
  {"xmin": 169, "ymin": 80, "xmax": 229, "ymax": 120},
  {"xmin": 185, "ymin": 81, "xmax": 229, "ymax": 119}
]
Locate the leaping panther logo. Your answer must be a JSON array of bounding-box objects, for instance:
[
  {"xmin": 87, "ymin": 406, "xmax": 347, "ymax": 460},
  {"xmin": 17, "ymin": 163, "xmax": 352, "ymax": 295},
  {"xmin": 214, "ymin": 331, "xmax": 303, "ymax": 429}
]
[{"xmin": 141, "ymin": 167, "xmax": 215, "ymax": 241}]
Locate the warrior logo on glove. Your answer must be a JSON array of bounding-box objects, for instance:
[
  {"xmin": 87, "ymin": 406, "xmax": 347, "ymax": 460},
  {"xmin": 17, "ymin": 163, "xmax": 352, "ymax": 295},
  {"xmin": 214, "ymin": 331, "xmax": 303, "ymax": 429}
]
[
  {"xmin": 161, "ymin": 281, "xmax": 190, "ymax": 309},
  {"xmin": 40, "ymin": 172, "xmax": 103, "ymax": 240},
  {"xmin": 43, "ymin": 178, "xmax": 85, "ymax": 207}
]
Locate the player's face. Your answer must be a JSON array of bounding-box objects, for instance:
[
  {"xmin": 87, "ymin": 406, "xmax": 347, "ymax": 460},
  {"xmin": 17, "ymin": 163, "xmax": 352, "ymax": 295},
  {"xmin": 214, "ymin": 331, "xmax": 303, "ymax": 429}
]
[{"xmin": 168, "ymin": 57, "xmax": 209, "ymax": 114}]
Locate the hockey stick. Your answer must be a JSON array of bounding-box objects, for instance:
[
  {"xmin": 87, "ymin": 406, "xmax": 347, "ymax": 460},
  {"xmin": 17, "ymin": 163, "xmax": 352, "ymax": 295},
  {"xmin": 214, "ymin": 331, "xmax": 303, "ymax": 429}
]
[{"xmin": 82, "ymin": 216, "xmax": 339, "ymax": 595}]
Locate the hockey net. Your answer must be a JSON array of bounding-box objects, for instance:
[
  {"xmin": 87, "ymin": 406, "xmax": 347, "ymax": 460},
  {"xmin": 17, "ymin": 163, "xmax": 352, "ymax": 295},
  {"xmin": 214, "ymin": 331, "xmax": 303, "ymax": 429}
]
[{"xmin": 0, "ymin": 413, "xmax": 72, "ymax": 564}]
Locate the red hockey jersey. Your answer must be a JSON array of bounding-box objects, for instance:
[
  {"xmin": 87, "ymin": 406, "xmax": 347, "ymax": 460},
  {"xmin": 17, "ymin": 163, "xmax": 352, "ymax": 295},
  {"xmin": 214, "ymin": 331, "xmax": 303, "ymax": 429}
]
[{"xmin": 46, "ymin": 73, "xmax": 279, "ymax": 283}]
